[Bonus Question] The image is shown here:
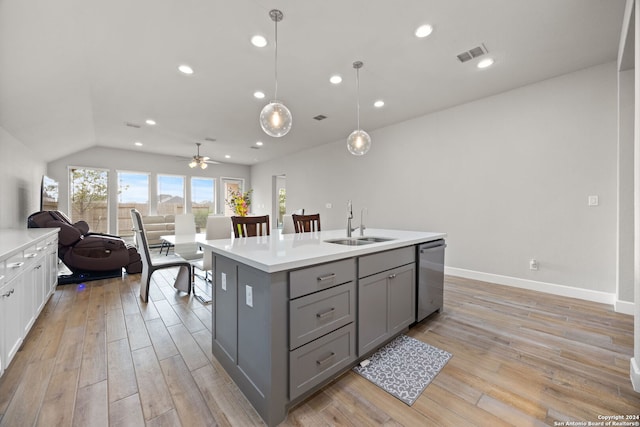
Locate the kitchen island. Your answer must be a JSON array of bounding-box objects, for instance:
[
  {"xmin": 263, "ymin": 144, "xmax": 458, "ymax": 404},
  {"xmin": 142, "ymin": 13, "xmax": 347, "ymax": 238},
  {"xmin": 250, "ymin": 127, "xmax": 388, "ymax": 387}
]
[{"xmin": 200, "ymin": 228, "xmax": 445, "ymax": 426}]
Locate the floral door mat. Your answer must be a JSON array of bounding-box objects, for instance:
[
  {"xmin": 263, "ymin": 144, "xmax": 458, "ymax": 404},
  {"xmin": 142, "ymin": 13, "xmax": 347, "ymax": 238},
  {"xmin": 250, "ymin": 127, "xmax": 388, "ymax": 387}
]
[{"xmin": 353, "ymin": 334, "xmax": 452, "ymax": 405}]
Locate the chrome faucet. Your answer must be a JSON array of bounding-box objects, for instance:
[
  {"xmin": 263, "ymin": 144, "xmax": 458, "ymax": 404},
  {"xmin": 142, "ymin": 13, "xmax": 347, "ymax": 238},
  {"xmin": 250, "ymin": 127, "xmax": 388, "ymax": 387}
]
[
  {"xmin": 347, "ymin": 200, "xmax": 355, "ymax": 237},
  {"xmin": 360, "ymin": 208, "xmax": 367, "ymax": 236}
]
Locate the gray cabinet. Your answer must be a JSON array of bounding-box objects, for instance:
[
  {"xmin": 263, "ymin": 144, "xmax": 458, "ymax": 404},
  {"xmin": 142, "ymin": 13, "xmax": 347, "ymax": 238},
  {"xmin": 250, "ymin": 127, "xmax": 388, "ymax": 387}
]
[
  {"xmin": 213, "ymin": 256, "xmax": 238, "ymax": 364},
  {"xmin": 288, "ymin": 259, "xmax": 356, "ymax": 399},
  {"xmin": 358, "ymin": 247, "xmax": 416, "ymax": 356}
]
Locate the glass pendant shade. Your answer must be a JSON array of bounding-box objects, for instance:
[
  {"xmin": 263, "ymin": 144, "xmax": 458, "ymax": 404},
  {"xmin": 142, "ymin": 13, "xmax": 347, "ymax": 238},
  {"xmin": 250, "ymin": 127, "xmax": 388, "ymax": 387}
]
[
  {"xmin": 260, "ymin": 101, "xmax": 292, "ymax": 137},
  {"xmin": 347, "ymin": 129, "xmax": 371, "ymax": 156}
]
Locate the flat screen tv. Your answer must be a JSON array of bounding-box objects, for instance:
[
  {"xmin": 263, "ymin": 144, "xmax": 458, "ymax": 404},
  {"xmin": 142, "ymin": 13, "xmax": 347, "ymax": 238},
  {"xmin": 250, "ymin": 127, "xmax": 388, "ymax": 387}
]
[{"xmin": 41, "ymin": 175, "xmax": 59, "ymax": 211}]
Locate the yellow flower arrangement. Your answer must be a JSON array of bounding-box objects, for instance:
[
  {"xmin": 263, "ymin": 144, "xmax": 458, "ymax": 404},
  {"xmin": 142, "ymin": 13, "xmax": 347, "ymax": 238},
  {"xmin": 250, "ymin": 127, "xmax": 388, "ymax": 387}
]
[{"xmin": 226, "ymin": 188, "xmax": 253, "ymax": 216}]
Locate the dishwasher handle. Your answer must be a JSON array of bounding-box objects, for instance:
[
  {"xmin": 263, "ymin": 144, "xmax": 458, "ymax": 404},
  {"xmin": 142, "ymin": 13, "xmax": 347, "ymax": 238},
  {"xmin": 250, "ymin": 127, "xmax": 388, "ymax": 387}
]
[{"xmin": 419, "ymin": 239, "xmax": 446, "ymax": 252}]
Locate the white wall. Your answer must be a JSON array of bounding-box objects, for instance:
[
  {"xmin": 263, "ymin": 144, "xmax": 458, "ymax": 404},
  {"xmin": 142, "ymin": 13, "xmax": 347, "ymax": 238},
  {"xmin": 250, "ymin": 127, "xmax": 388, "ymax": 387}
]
[
  {"xmin": 0, "ymin": 126, "xmax": 46, "ymax": 229},
  {"xmin": 252, "ymin": 62, "xmax": 618, "ymax": 298},
  {"xmin": 47, "ymin": 146, "xmax": 251, "ymax": 233}
]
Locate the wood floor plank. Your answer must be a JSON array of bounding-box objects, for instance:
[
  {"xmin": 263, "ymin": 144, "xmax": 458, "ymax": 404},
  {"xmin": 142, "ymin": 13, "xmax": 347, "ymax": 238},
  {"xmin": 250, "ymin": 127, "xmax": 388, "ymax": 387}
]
[
  {"xmin": 107, "ymin": 338, "xmax": 138, "ymax": 403},
  {"xmin": 0, "ymin": 358, "xmax": 55, "ymax": 427},
  {"xmin": 72, "ymin": 380, "xmax": 108, "ymax": 427},
  {"xmin": 131, "ymin": 345, "xmax": 174, "ymax": 420},
  {"xmin": 124, "ymin": 312, "xmax": 152, "ymax": 351},
  {"xmin": 145, "ymin": 318, "xmax": 180, "ymax": 361},
  {"xmin": 166, "ymin": 323, "xmax": 209, "ymax": 372},
  {"xmin": 109, "ymin": 393, "xmax": 145, "ymax": 427},
  {"xmin": 36, "ymin": 368, "xmax": 79, "ymax": 427},
  {"xmin": 159, "ymin": 354, "xmax": 215, "ymax": 426}
]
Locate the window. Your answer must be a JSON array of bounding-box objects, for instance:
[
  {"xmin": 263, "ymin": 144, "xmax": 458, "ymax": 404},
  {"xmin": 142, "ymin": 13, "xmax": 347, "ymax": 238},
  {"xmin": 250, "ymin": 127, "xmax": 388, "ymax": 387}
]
[
  {"xmin": 158, "ymin": 174, "xmax": 185, "ymax": 215},
  {"xmin": 191, "ymin": 177, "xmax": 215, "ymax": 230},
  {"xmin": 222, "ymin": 178, "xmax": 244, "ymax": 216},
  {"xmin": 69, "ymin": 167, "xmax": 109, "ymax": 233},
  {"xmin": 117, "ymin": 171, "xmax": 149, "ymax": 237}
]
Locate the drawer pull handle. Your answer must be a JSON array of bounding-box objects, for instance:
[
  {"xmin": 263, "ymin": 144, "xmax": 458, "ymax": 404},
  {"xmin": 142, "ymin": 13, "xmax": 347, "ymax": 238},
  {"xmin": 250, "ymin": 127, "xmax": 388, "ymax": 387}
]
[
  {"xmin": 388, "ymin": 273, "xmax": 397, "ymax": 279},
  {"xmin": 316, "ymin": 307, "xmax": 335, "ymax": 319},
  {"xmin": 8, "ymin": 262, "xmax": 24, "ymax": 269},
  {"xmin": 2, "ymin": 288, "xmax": 15, "ymax": 298},
  {"xmin": 316, "ymin": 352, "xmax": 335, "ymax": 367},
  {"xmin": 317, "ymin": 273, "xmax": 336, "ymax": 282}
]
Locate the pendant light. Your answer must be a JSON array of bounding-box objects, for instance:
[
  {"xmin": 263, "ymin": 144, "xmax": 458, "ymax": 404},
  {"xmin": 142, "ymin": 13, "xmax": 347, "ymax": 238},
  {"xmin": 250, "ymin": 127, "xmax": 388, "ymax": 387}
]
[
  {"xmin": 347, "ymin": 61, "xmax": 371, "ymax": 156},
  {"xmin": 260, "ymin": 9, "xmax": 292, "ymax": 138}
]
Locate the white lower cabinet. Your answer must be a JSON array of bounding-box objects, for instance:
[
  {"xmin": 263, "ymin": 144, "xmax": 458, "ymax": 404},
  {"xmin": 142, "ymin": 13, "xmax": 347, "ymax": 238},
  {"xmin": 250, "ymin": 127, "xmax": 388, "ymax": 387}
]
[
  {"xmin": 1, "ymin": 269, "xmax": 24, "ymax": 372},
  {"xmin": 0, "ymin": 229, "xmax": 58, "ymax": 378}
]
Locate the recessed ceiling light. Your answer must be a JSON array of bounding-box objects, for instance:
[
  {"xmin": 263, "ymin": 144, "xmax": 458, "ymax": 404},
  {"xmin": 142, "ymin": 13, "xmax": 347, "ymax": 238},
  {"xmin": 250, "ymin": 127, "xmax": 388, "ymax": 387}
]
[
  {"xmin": 374, "ymin": 100, "xmax": 385, "ymax": 108},
  {"xmin": 145, "ymin": 119, "xmax": 156, "ymax": 125},
  {"xmin": 178, "ymin": 64, "xmax": 194, "ymax": 75},
  {"xmin": 225, "ymin": 154, "xmax": 231, "ymax": 159},
  {"xmin": 329, "ymin": 75, "xmax": 342, "ymax": 84},
  {"xmin": 254, "ymin": 91, "xmax": 265, "ymax": 99},
  {"xmin": 134, "ymin": 141, "xmax": 143, "ymax": 146},
  {"xmin": 477, "ymin": 58, "xmax": 495, "ymax": 69},
  {"xmin": 256, "ymin": 141, "xmax": 264, "ymax": 146},
  {"xmin": 415, "ymin": 24, "xmax": 433, "ymax": 38},
  {"xmin": 251, "ymin": 35, "xmax": 267, "ymax": 47}
]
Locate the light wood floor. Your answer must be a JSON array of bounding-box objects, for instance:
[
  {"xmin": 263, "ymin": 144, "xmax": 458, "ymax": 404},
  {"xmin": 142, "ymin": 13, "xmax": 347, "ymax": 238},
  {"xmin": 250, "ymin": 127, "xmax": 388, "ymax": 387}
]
[{"xmin": 0, "ymin": 270, "xmax": 638, "ymax": 426}]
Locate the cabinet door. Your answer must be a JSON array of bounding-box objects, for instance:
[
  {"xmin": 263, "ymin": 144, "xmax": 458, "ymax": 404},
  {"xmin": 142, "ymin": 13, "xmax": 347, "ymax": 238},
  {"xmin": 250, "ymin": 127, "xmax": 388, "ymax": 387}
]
[
  {"xmin": 387, "ymin": 263, "xmax": 416, "ymax": 336},
  {"xmin": 358, "ymin": 273, "xmax": 388, "ymax": 355},
  {"xmin": 214, "ymin": 256, "xmax": 238, "ymax": 364},
  {"xmin": 1, "ymin": 274, "xmax": 24, "ymax": 370}
]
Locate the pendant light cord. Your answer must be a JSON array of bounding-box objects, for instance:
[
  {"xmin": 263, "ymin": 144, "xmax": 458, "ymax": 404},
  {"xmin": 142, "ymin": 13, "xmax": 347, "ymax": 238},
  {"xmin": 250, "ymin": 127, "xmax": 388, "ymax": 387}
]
[
  {"xmin": 356, "ymin": 67, "xmax": 360, "ymax": 131},
  {"xmin": 274, "ymin": 17, "xmax": 279, "ymax": 101}
]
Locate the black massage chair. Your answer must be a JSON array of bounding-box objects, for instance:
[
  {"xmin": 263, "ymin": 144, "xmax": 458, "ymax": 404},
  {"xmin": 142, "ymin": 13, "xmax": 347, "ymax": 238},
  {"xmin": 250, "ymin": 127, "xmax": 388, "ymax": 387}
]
[{"xmin": 27, "ymin": 210, "xmax": 142, "ymax": 284}]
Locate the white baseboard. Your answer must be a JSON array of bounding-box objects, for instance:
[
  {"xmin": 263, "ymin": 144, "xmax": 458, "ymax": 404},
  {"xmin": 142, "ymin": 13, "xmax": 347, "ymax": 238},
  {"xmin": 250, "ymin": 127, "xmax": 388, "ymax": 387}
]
[
  {"xmin": 631, "ymin": 358, "xmax": 640, "ymax": 393},
  {"xmin": 615, "ymin": 299, "xmax": 636, "ymax": 316},
  {"xmin": 445, "ymin": 267, "xmax": 618, "ymax": 307}
]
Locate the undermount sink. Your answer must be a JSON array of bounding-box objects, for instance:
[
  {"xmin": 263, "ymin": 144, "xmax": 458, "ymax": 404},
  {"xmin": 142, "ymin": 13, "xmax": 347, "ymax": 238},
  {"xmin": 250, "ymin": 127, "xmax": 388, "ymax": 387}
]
[
  {"xmin": 324, "ymin": 236, "xmax": 395, "ymax": 246},
  {"xmin": 357, "ymin": 236, "xmax": 395, "ymax": 243}
]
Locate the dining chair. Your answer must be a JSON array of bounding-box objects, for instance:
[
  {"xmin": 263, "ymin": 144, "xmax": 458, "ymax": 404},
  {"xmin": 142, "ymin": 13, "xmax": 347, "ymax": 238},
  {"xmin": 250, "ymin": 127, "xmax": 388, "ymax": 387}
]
[
  {"xmin": 174, "ymin": 213, "xmax": 202, "ymax": 261},
  {"xmin": 231, "ymin": 215, "xmax": 270, "ymax": 238},
  {"xmin": 292, "ymin": 213, "xmax": 321, "ymax": 233},
  {"xmin": 130, "ymin": 209, "xmax": 192, "ymax": 302},
  {"xmin": 192, "ymin": 215, "xmax": 231, "ymax": 283}
]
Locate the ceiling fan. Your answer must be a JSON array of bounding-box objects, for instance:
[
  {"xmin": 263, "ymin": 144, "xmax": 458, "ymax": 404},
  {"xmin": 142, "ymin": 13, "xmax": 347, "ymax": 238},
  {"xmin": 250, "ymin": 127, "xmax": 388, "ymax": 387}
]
[{"xmin": 188, "ymin": 142, "xmax": 219, "ymax": 169}]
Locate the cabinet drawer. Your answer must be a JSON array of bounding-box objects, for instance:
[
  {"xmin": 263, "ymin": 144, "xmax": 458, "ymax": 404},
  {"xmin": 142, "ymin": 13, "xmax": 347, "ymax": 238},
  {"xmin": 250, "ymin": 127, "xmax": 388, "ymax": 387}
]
[
  {"xmin": 290, "ymin": 258, "xmax": 355, "ymax": 299},
  {"xmin": 289, "ymin": 281, "xmax": 355, "ymax": 350},
  {"xmin": 289, "ymin": 323, "xmax": 356, "ymax": 399},
  {"xmin": 359, "ymin": 246, "xmax": 415, "ymax": 278}
]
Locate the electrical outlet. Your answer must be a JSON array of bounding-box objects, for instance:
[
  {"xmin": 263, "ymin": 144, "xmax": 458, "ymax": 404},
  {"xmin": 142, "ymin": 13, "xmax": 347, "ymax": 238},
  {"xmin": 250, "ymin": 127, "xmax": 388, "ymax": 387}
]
[
  {"xmin": 529, "ymin": 259, "xmax": 539, "ymax": 271},
  {"xmin": 246, "ymin": 285, "xmax": 253, "ymax": 307},
  {"xmin": 588, "ymin": 195, "xmax": 599, "ymax": 206},
  {"xmin": 221, "ymin": 272, "xmax": 227, "ymax": 291},
  {"xmin": 326, "ymin": 203, "xmax": 332, "ymax": 209}
]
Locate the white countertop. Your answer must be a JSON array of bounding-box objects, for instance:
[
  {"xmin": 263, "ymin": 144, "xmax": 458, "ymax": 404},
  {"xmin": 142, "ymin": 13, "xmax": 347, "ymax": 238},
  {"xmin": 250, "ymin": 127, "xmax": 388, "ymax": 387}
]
[
  {"xmin": 0, "ymin": 228, "xmax": 59, "ymax": 260},
  {"xmin": 200, "ymin": 228, "xmax": 446, "ymax": 273}
]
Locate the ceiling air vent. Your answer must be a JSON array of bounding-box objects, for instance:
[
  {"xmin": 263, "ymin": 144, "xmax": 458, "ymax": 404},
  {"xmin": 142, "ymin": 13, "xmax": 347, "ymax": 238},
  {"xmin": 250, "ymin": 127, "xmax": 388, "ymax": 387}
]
[
  {"xmin": 250, "ymin": 146, "xmax": 261, "ymax": 150},
  {"xmin": 456, "ymin": 44, "xmax": 488, "ymax": 63},
  {"xmin": 125, "ymin": 122, "xmax": 141, "ymax": 128},
  {"xmin": 313, "ymin": 115, "xmax": 327, "ymax": 121},
  {"xmin": 204, "ymin": 137, "xmax": 217, "ymax": 142}
]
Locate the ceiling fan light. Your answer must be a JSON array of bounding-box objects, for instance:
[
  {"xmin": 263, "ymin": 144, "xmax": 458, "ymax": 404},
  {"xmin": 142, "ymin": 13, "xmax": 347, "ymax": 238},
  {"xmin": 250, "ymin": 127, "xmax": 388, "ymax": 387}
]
[
  {"xmin": 260, "ymin": 101, "xmax": 292, "ymax": 137},
  {"xmin": 200, "ymin": 162, "xmax": 208, "ymax": 169},
  {"xmin": 189, "ymin": 160, "xmax": 197, "ymax": 168}
]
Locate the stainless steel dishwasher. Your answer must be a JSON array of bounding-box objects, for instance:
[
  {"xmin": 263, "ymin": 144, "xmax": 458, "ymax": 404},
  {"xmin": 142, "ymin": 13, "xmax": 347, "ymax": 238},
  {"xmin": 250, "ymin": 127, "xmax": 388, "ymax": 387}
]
[{"xmin": 416, "ymin": 239, "xmax": 446, "ymax": 322}]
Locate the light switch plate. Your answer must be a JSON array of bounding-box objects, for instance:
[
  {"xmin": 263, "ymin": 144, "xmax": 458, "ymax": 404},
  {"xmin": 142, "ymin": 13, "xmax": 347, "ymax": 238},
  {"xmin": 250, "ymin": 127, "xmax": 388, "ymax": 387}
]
[
  {"xmin": 221, "ymin": 272, "xmax": 227, "ymax": 291},
  {"xmin": 246, "ymin": 285, "xmax": 253, "ymax": 307}
]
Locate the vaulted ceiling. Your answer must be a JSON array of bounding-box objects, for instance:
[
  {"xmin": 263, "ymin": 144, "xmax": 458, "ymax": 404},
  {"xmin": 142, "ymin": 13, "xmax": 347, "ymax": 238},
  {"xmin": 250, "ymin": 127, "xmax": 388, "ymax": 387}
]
[{"xmin": 0, "ymin": 0, "xmax": 627, "ymax": 165}]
